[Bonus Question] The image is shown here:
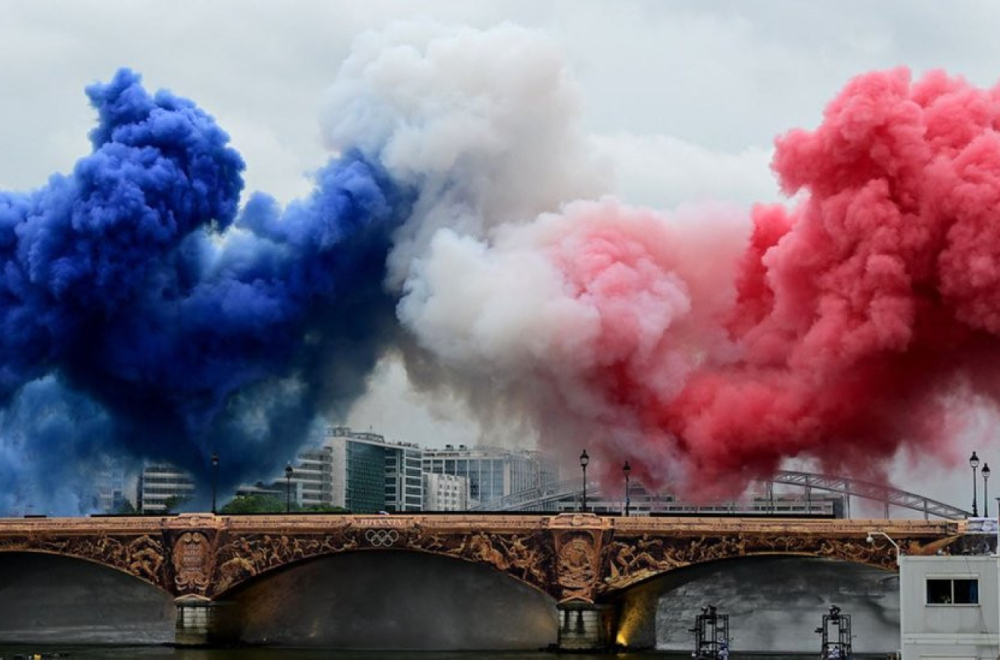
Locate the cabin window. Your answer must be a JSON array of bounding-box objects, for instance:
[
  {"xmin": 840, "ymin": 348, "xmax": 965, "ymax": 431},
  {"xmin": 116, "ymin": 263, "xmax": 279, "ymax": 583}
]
[{"xmin": 926, "ymin": 578, "xmax": 978, "ymax": 604}]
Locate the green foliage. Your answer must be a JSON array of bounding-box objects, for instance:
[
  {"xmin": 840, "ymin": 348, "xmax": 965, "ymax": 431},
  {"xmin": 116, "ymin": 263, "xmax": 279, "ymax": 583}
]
[
  {"xmin": 219, "ymin": 494, "xmax": 350, "ymax": 514},
  {"xmin": 161, "ymin": 495, "xmax": 190, "ymax": 514},
  {"xmin": 301, "ymin": 504, "xmax": 349, "ymax": 513},
  {"xmin": 114, "ymin": 499, "xmax": 136, "ymax": 514},
  {"xmin": 221, "ymin": 494, "xmax": 287, "ymax": 514}
]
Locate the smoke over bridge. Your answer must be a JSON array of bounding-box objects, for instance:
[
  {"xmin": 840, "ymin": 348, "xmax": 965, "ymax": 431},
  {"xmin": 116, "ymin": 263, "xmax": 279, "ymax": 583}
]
[{"xmin": 3, "ymin": 22, "xmax": 1000, "ymax": 512}]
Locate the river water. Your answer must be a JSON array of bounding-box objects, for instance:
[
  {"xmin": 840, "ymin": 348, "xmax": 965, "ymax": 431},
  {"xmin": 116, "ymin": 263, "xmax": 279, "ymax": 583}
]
[
  {"xmin": 0, "ymin": 648, "xmax": 843, "ymax": 660},
  {"xmin": 0, "ymin": 650, "xmax": 643, "ymax": 660}
]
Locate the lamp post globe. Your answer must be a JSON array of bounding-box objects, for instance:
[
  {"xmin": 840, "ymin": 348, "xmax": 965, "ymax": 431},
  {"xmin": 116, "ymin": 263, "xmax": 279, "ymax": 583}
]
[
  {"xmin": 285, "ymin": 463, "xmax": 293, "ymax": 514},
  {"xmin": 971, "ymin": 451, "xmax": 980, "ymax": 517},
  {"xmin": 579, "ymin": 450, "xmax": 590, "ymax": 513},
  {"xmin": 623, "ymin": 461, "xmax": 632, "ymax": 517},
  {"xmin": 210, "ymin": 453, "xmax": 219, "ymax": 515},
  {"xmin": 983, "ymin": 463, "xmax": 991, "ymax": 517}
]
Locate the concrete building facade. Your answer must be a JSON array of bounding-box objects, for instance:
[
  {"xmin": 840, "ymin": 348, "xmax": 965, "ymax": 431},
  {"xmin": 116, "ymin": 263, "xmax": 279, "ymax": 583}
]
[
  {"xmin": 323, "ymin": 427, "xmax": 423, "ymax": 513},
  {"xmin": 93, "ymin": 460, "xmax": 135, "ymax": 513},
  {"xmin": 291, "ymin": 444, "xmax": 334, "ymax": 508},
  {"xmin": 422, "ymin": 445, "xmax": 557, "ymax": 507},
  {"xmin": 385, "ymin": 443, "xmax": 424, "ymax": 512},
  {"xmin": 423, "ymin": 472, "xmax": 470, "ymax": 511},
  {"xmin": 238, "ymin": 427, "xmax": 425, "ymax": 513},
  {"xmin": 138, "ymin": 463, "xmax": 195, "ymax": 513}
]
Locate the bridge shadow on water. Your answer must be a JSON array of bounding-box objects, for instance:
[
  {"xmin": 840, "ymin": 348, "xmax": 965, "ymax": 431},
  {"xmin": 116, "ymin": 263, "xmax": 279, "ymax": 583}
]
[
  {"xmin": 0, "ymin": 550, "xmax": 558, "ymax": 651},
  {"xmin": 225, "ymin": 550, "xmax": 557, "ymax": 649}
]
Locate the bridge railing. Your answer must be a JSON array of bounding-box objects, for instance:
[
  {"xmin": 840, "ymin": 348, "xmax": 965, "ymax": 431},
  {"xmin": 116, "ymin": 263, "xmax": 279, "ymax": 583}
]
[{"xmin": 469, "ymin": 470, "xmax": 971, "ymax": 520}]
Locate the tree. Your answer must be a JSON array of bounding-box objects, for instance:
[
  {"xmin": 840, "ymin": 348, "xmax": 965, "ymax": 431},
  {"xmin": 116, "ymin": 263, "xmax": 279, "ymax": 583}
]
[
  {"xmin": 220, "ymin": 494, "xmax": 286, "ymax": 514},
  {"xmin": 302, "ymin": 504, "xmax": 349, "ymax": 513},
  {"xmin": 219, "ymin": 495, "xmax": 350, "ymax": 514},
  {"xmin": 114, "ymin": 499, "xmax": 136, "ymax": 515},
  {"xmin": 161, "ymin": 495, "xmax": 190, "ymax": 514}
]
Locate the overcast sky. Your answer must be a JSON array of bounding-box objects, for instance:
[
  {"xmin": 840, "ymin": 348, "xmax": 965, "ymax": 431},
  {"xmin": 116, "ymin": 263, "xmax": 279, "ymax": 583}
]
[{"xmin": 1, "ymin": 0, "xmax": 998, "ymax": 512}]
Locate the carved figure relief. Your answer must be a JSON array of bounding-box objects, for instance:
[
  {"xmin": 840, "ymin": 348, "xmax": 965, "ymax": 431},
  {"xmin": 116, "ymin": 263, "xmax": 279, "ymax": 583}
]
[
  {"xmin": 0, "ymin": 516, "xmax": 960, "ymax": 600},
  {"xmin": 601, "ymin": 531, "xmax": 913, "ymax": 592},
  {"xmin": 0, "ymin": 532, "xmax": 167, "ymax": 590},
  {"xmin": 214, "ymin": 532, "xmax": 361, "ymax": 594},
  {"xmin": 406, "ymin": 528, "xmax": 553, "ymax": 592},
  {"xmin": 127, "ymin": 535, "xmax": 166, "ymax": 583}
]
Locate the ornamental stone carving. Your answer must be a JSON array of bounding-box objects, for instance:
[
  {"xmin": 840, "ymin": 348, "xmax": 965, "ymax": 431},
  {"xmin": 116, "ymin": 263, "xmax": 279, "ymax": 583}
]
[
  {"xmin": 0, "ymin": 515, "xmax": 965, "ymax": 601},
  {"xmin": 554, "ymin": 530, "xmax": 605, "ymax": 602},
  {"xmin": 172, "ymin": 531, "xmax": 212, "ymax": 594},
  {"xmin": 0, "ymin": 531, "xmax": 167, "ymax": 590}
]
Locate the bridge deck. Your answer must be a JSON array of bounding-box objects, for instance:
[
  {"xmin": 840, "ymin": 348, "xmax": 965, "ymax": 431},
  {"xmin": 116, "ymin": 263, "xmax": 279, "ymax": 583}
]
[{"xmin": 0, "ymin": 512, "xmax": 964, "ymax": 536}]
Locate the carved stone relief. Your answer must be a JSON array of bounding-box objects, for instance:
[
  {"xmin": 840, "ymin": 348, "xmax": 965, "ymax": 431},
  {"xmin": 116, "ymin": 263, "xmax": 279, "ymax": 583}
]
[
  {"xmin": 0, "ymin": 533, "xmax": 168, "ymax": 590},
  {"xmin": 0, "ymin": 516, "xmax": 963, "ymax": 601},
  {"xmin": 172, "ymin": 531, "xmax": 212, "ymax": 594}
]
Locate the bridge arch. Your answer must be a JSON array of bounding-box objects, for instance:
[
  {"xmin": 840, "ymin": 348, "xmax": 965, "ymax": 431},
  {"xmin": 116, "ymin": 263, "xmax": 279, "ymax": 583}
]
[
  {"xmin": 212, "ymin": 543, "xmax": 554, "ymax": 602},
  {"xmin": 0, "ymin": 550, "xmax": 176, "ymax": 644},
  {"xmin": 217, "ymin": 549, "xmax": 559, "ymax": 649},
  {"xmin": 0, "ymin": 541, "xmax": 170, "ymax": 595},
  {"xmin": 599, "ymin": 529, "xmax": 902, "ymax": 597},
  {"xmin": 612, "ymin": 554, "xmax": 899, "ymax": 653},
  {"xmin": 210, "ymin": 525, "xmax": 557, "ymax": 601}
]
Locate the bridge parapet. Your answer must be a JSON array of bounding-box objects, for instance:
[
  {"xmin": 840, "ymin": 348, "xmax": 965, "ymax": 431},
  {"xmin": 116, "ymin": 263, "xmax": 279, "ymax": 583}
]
[{"xmin": 0, "ymin": 514, "xmax": 965, "ymax": 606}]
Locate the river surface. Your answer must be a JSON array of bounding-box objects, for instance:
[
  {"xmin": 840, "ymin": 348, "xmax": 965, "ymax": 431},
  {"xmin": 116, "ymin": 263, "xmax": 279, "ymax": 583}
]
[{"xmin": 0, "ymin": 648, "xmax": 859, "ymax": 660}]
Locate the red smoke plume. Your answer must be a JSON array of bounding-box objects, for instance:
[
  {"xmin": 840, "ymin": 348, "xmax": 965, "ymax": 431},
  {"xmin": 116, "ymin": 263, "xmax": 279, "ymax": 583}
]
[{"xmin": 609, "ymin": 68, "xmax": 1000, "ymax": 495}]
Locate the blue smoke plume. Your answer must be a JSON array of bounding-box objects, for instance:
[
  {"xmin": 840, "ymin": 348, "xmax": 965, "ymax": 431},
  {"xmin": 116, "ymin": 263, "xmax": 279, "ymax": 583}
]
[{"xmin": 0, "ymin": 69, "xmax": 411, "ymax": 513}]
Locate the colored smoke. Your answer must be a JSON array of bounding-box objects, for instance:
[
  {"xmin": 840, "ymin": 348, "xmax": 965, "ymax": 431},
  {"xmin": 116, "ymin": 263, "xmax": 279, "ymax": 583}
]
[
  {"xmin": 321, "ymin": 21, "xmax": 606, "ymax": 288},
  {"xmin": 398, "ymin": 66, "xmax": 1000, "ymax": 498},
  {"xmin": 7, "ymin": 21, "xmax": 1000, "ymax": 512},
  {"xmin": 0, "ymin": 69, "xmax": 409, "ymax": 512}
]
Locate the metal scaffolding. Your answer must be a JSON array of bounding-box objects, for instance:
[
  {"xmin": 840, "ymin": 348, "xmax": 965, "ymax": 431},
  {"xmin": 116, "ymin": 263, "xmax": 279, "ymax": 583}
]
[
  {"xmin": 815, "ymin": 605, "xmax": 853, "ymax": 659},
  {"xmin": 689, "ymin": 605, "xmax": 730, "ymax": 659}
]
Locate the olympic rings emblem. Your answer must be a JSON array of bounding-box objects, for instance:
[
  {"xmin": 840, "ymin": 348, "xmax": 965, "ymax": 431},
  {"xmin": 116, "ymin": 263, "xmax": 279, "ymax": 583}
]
[{"xmin": 365, "ymin": 529, "xmax": 400, "ymax": 547}]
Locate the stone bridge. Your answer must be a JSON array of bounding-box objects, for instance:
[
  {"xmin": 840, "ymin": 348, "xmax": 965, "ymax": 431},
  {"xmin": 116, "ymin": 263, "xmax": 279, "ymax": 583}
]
[{"xmin": 0, "ymin": 513, "xmax": 968, "ymax": 649}]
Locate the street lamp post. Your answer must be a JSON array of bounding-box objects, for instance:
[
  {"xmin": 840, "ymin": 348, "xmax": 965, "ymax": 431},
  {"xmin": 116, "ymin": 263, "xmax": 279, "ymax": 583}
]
[
  {"xmin": 984, "ymin": 463, "xmax": 991, "ymax": 517},
  {"xmin": 579, "ymin": 450, "xmax": 590, "ymax": 513},
  {"xmin": 285, "ymin": 463, "xmax": 293, "ymax": 514},
  {"xmin": 623, "ymin": 461, "xmax": 632, "ymax": 517},
  {"xmin": 210, "ymin": 453, "xmax": 219, "ymax": 515},
  {"xmin": 971, "ymin": 451, "xmax": 981, "ymax": 517},
  {"xmin": 866, "ymin": 530, "xmax": 900, "ymax": 566}
]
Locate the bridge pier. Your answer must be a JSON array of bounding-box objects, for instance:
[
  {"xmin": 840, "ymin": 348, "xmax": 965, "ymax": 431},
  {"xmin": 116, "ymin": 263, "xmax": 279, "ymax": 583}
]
[
  {"xmin": 556, "ymin": 601, "xmax": 615, "ymax": 651},
  {"xmin": 174, "ymin": 596, "xmax": 239, "ymax": 646}
]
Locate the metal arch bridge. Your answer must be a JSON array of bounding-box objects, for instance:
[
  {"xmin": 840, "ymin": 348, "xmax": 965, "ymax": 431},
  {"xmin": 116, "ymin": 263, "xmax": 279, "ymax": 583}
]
[{"xmin": 469, "ymin": 469, "xmax": 971, "ymax": 520}]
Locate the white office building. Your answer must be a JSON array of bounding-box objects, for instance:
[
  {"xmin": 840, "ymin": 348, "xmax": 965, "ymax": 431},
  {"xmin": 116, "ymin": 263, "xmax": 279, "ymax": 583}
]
[
  {"xmin": 241, "ymin": 427, "xmax": 422, "ymax": 513},
  {"xmin": 422, "ymin": 445, "xmax": 558, "ymax": 507},
  {"xmin": 93, "ymin": 459, "xmax": 136, "ymax": 512},
  {"xmin": 289, "ymin": 443, "xmax": 334, "ymax": 508},
  {"xmin": 138, "ymin": 463, "xmax": 196, "ymax": 513},
  {"xmin": 317, "ymin": 427, "xmax": 423, "ymax": 513},
  {"xmin": 385, "ymin": 441, "xmax": 424, "ymax": 512},
  {"xmin": 424, "ymin": 472, "xmax": 470, "ymax": 511}
]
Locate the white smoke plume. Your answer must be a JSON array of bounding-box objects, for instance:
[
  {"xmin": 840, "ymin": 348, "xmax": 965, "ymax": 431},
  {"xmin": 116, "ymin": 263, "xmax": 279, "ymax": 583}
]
[{"xmin": 322, "ymin": 21, "xmax": 608, "ymax": 288}]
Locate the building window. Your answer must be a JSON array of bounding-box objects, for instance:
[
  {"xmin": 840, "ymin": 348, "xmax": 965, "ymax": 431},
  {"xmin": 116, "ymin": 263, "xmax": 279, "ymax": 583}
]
[{"xmin": 926, "ymin": 578, "xmax": 979, "ymax": 604}]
